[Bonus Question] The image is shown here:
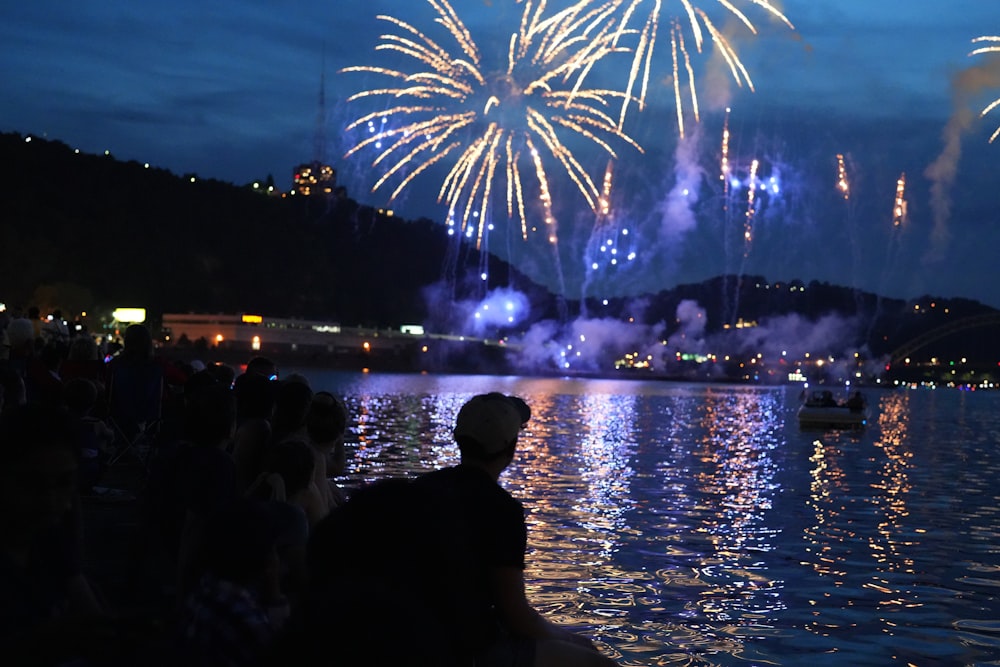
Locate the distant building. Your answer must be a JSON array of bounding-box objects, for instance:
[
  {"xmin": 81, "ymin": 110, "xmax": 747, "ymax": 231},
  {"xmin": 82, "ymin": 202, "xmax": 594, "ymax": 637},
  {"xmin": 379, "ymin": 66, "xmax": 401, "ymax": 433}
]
[{"xmin": 292, "ymin": 161, "xmax": 336, "ymax": 196}]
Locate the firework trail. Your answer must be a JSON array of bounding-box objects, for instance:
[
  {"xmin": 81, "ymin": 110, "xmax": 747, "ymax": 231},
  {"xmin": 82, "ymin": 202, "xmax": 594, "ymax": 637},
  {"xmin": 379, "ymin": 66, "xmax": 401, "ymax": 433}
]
[
  {"xmin": 835, "ymin": 154, "xmax": 850, "ymax": 201},
  {"xmin": 836, "ymin": 154, "xmax": 860, "ymax": 285},
  {"xmin": 743, "ymin": 157, "xmax": 759, "ymax": 256},
  {"xmin": 726, "ymin": 152, "xmax": 762, "ymax": 322},
  {"xmin": 607, "ymin": 0, "xmax": 794, "ymax": 137},
  {"xmin": 970, "ymin": 36, "xmax": 1000, "ymax": 142},
  {"xmin": 342, "ymin": 0, "xmax": 642, "ymax": 260},
  {"xmin": 712, "ymin": 114, "xmax": 789, "ymax": 325},
  {"xmin": 720, "ymin": 106, "xmax": 732, "ymax": 197},
  {"xmin": 870, "ymin": 172, "xmax": 908, "ymax": 341},
  {"xmin": 892, "ymin": 173, "xmax": 907, "ymax": 228},
  {"xmin": 717, "ymin": 108, "xmax": 737, "ymax": 324},
  {"xmin": 836, "ymin": 153, "xmax": 865, "ymax": 319}
]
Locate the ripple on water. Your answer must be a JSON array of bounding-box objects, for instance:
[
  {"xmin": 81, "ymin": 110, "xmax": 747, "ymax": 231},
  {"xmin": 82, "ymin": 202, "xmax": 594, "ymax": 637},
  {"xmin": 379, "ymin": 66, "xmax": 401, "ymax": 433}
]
[{"xmin": 301, "ymin": 375, "xmax": 1000, "ymax": 666}]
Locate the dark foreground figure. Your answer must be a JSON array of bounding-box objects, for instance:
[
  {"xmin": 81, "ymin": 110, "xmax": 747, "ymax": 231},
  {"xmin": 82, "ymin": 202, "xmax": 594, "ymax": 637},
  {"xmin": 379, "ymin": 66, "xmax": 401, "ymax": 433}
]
[{"xmin": 276, "ymin": 392, "xmax": 616, "ymax": 666}]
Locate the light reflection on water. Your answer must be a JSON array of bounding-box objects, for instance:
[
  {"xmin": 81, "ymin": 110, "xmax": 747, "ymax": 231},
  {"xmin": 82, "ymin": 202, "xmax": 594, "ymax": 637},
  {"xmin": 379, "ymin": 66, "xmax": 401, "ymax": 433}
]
[{"xmin": 292, "ymin": 370, "xmax": 1000, "ymax": 666}]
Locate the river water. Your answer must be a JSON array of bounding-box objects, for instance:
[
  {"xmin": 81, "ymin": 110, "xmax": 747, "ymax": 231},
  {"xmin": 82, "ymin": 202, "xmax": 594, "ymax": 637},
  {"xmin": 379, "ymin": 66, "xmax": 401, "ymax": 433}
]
[{"xmin": 290, "ymin": 370, "xmax": 1000, "ymax": 666}]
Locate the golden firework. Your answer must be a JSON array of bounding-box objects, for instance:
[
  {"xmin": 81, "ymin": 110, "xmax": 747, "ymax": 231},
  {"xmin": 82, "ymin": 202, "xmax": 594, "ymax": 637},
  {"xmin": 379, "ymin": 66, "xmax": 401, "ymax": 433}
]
[
  {"xmin": 970, "ymin": 36, "xmax": 1000, "ymax": 143},
  {"xmin": 609, "ymin": 0, "xmax": 794, "ymax": 137},
  {"xmin": 343, "ymin": 0, "xmax": 642, "ymax": 248}
]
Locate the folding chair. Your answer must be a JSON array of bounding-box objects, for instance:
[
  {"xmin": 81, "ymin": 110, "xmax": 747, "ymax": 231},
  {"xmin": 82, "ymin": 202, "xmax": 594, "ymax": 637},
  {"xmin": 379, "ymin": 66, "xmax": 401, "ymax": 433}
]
[{"xmin": 106, "ymin": 358, "xmax": 165, "ymax": 469}]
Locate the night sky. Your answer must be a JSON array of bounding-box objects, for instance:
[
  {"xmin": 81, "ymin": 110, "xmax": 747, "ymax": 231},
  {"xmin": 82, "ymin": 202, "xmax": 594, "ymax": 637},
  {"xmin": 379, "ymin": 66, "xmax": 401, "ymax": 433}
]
[{"xmin": 3, "ymin": 1, "xmax": 999, "ymax": 306}]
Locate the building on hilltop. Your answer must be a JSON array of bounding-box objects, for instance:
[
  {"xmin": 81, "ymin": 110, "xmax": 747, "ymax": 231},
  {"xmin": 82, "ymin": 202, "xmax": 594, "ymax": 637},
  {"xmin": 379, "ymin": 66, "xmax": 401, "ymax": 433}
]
[
  {"xmin": 290, "ymin": 45, "xmax": 339, "ymax": 198},
  {"xmin": 292, "ymin": 161, "xmax": 336, "ymax": 196}
]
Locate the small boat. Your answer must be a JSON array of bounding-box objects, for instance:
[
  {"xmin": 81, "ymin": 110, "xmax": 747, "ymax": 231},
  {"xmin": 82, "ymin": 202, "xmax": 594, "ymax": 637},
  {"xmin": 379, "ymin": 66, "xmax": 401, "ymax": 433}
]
[{"xmin": 797, "ymin": 389, "xmax": 869, "ymax": 429}]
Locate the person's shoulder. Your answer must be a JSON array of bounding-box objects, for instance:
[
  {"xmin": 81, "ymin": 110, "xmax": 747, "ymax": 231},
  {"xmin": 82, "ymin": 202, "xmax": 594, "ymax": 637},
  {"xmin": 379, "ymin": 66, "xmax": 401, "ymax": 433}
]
[
  {"xmin": 414, "ymin": 463, "xmax": 460, "ymax": 486},
  {"xmin": 418, "ymin": 465, "xmax": 521, "ymax": 509}
]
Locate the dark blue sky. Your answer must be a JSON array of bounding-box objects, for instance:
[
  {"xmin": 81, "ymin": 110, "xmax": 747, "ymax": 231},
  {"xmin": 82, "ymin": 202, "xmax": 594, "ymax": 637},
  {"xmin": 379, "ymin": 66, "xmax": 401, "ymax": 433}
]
[{"xmin": 3, "ymin": 1, "xmax": 999, "ymax": 306}]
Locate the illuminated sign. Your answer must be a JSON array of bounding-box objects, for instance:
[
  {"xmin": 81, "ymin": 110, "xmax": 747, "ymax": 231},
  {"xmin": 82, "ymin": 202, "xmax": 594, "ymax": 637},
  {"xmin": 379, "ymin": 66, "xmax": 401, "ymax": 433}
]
[
  {"xmin": 242, "ymin": 314, "xmax": 263, "ymax": 324},
  {"xmin": 112, "ymin": 308, "xmax": 146, "ymax": 323}
]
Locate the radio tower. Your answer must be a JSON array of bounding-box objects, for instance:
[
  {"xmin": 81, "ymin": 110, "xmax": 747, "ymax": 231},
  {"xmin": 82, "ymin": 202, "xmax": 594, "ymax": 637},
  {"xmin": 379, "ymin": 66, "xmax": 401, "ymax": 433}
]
[
  {"xmin": 314, "ymin": 44, "xmax": 327, "ymax": 166},
  {"xmin": 292, "ymin": 44, "xmax": 336, "ymax": 197}
]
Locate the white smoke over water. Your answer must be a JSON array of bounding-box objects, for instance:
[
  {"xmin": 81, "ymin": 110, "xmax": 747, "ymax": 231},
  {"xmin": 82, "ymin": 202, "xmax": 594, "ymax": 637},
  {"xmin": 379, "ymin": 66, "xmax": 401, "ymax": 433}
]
[
  {"xmin": 502, "ymin": 292, "xmax": 885, "ymax": 381},
  {"xmin": 424, "ymin": 279, "xmax": 885, "ymax": 382},
  {"xmin": 924, "ymin": 58, "xmax": 1000, "ymax": 264},
  {"xmin": 509, "ymin": 312, "xmax": 665, "ymax": 373},
  {"xmin": 422, "ymin": 284, "xmax": 533, "ymax": 336},
  {"xmin": 659, "ymin": 130, "xmax": 704, "ymax": 244},
  {"xmin": 714, "ymin": 311, "xmax": 886, "ymax": 383}
]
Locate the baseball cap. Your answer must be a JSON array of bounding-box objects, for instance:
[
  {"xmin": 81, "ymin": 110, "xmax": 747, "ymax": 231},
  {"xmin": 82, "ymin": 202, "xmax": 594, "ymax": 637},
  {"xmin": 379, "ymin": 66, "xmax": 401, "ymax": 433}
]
[{"xmin": 453, "ymin": 392, "xmax": 531, "ymax": 455}]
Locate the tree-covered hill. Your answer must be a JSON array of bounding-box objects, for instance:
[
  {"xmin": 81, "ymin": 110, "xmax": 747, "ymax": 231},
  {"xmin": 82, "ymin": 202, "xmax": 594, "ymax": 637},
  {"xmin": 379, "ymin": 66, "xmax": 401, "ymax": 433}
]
[
  {"xmin": 0, "ymin": 132, "xmax": 556, "ymax": 326},
  {"xmin": 2, "ymin": 131, "xmax": 997, "ymax": 373}
]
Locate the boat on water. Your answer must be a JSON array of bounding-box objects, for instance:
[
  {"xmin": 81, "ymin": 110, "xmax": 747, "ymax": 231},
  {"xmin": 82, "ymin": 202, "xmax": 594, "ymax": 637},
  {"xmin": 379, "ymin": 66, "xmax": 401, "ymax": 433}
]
[{"xmin": 797, "ymin": 389, "xmax": 869, "ymax": 429}]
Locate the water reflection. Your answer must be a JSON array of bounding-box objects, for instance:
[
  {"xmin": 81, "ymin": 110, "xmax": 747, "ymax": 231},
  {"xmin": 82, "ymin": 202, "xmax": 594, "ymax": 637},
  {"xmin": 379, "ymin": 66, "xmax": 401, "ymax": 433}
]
[
  {"xmin": 509, "ymin": 392, "xmax": 643, "ymax": 639},
  {"xmin": 869, "ymin": 391, "xmax": 917, "ymax": 575},
  {"xmin": 300, "ymin": 373, "xmax": 1000, "ymax": 666},
  {"xmin": 688, "ymin": 389, "xmax": 785, "ymax": 625}
]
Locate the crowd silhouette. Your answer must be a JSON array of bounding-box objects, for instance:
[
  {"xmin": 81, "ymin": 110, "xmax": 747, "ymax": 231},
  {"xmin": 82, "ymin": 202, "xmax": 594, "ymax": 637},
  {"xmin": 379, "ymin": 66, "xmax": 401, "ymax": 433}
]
[{"xmin": 0, "ymin": 311, "xmax": 614, "ymax": 666}]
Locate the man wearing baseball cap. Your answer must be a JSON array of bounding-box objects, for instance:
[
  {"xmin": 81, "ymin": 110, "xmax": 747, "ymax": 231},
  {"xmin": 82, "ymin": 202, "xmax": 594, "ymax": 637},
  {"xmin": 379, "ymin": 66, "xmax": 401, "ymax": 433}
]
[{"xmin": 414, "ymin": 392, "xmax": 616, "ymax": 667}]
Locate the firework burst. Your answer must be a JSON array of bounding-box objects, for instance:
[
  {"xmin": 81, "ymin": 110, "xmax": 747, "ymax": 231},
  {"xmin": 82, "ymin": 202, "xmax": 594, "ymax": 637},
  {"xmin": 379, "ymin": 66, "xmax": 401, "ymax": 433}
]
[
  {"xmin": 608, "ymin": 0, "xmax": 794, "ymax": 137},
  {"xmin": 342, "ymin": 0, "xmax": 642, "ymax": 249},
  {"xmin": 970, "ymin": 36, "xmax": 1000, "ymax": 143}
]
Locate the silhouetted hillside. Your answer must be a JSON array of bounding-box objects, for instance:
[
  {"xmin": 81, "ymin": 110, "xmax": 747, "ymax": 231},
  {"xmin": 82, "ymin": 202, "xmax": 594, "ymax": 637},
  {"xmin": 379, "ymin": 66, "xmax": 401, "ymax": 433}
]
[
  {"xmin": 2, "ymin": 131, "xmax": 997, "ymax": 373},
  {"xmin": 0, "ymin": 132, "xmax": 558, "ymax": 326}
]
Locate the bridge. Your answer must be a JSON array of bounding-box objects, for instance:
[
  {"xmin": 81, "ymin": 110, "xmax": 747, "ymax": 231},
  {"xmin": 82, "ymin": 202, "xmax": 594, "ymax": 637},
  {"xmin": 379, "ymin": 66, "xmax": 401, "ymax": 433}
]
[{"xmin": 887, "ymin": 313, "xmax": 1000, "ymax": 367}]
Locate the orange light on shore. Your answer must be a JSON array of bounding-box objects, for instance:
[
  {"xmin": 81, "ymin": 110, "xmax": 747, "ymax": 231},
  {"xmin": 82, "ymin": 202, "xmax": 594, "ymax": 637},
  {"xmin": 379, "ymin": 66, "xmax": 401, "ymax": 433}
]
[
  {"xmin": 362, "ymin": 341, "xmax": 371, "ymax": 352},
  {"xmin": 215, "ymin": 334, "xmax": 224, "ymax": 344}
]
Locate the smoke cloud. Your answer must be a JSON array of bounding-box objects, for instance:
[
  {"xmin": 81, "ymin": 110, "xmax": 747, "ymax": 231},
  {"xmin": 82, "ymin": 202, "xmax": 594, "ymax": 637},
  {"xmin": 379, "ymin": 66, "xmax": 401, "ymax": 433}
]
[
  {"xmin": 924, "ymin": 58, "xmax": 1000, "ymax": 264},
  {"xmin": 509, "ymin": 314, "xmax": 664, "ymax": 374},
  {"xmin": 659, "ymin": 130, "xmax": 704, "ymax": 242},
  {"xmin": 422, "ymin": 282, "xmax": 533, "ymax": 336}
]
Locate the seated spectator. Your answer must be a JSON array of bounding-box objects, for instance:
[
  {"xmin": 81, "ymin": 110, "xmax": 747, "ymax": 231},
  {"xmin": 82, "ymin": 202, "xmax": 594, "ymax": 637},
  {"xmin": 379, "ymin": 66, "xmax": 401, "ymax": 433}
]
[
  {"xmin": 271, "ymin": 379, "xmax": 313, "ymax": 446},
  {"xmin": 41, "ymin": 310, "xmax": 70, "ymax": 345},
  {"xmin": 0, "ymin": 366, "xmax": 27, "ymax": 416},
  {"xmin": 244, "ymin": 356, "xmax": 278, "ymax": 381},
  {"xmin": 59, "ymin": 335, "xmax": 106, "ymax": 394},
  {"xmin": 0, "ymin": 403, "xmax": 117, "ymax": 666},
  {"xmin": 4, "ymin": 317, "xmax": 36, "ymax": 378},
  {"xmin": 305, "ymin": 391, "xmax": 349, "ymax": 512},
  {"xmin": 413, "ymin": 393, "xmax": 617, "ymax": 666},
  {"xmin": 177, "ymin": 498, "xmax": 291, "ymax": 667},
  {"xmin": 283, "ymin": 394, "xmax": 616, "ymax": 667},
  {"xmin": 63, "ymin": 377, "xmax": 115, "ymax": 493},
  {"xmin": 231, "ymin": 373, "xmax": 277, "ymax": 494},
  {"xmin": 204, "ymin": 362, "xmax": 236, "ymax": 389},
  {"xmin": 273, "ymin": 478, "xmax": 468, "ymax": 667},
  {"xmin": 245, "ymin": 440, "xmax": 312, "ymax": 597},
  {"xmin": 144, "ymin": 382, "xmax": 237, "ymax": 598},
  {"xmin": 25, "ymin": 340, "xmax": 65, "ymax": 407}
]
